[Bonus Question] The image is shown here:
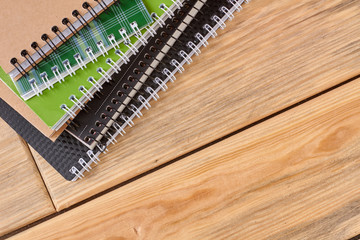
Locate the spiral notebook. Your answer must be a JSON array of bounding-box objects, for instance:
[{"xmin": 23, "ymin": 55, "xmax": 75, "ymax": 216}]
[{"xmin": 0, "ymin": 0, "xmax": 250, "ymax": 181}]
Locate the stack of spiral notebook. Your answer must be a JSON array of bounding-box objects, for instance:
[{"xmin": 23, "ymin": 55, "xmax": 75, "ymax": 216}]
[{"xmin": 0, "ymin": 0, "xmax": 250, "ymax": 181}]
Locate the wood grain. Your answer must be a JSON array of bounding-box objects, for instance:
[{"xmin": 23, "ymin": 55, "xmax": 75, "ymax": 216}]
[
  {"xmin": 11, "ymin": 77, "xmax": 360, "ymax": 239},
  {"xmin": 32, "ymin": 0, "xmax": 360, "ymax": 210},
  {"xmin": 0, "ymin": 119, "xmax": 55, "ymax": 236}
]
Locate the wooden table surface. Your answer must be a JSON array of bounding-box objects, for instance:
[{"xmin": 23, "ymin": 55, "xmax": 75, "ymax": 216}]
[{"xmin": 1, "ymin": 0, "xmax": 360, "ymax": 239}]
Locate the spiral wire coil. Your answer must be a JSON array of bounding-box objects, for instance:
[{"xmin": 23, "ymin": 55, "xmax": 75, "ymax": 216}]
[{"xmin": 69, "ymin": 0, "xmax": 251, "ymax": 180}]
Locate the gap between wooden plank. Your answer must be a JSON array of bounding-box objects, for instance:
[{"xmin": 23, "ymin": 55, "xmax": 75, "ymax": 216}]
[
  {"xmin": 0, "ymin": 121, "xmax": 55, "ymax": 237},
  {"xmin": 349, "ymin": 234, "xmax": 360, "ymax": 240},
  {"xmin": 23, "ymin": 143, "xmax": 56, "ymax": 211},
  {"xmin": 2, "ymin": 73, "xmax": 359, "ymax": 240}
]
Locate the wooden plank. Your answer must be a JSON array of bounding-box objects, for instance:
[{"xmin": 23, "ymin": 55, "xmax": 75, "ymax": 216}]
[
  {"xmin": 32, "ymin": 0, "xmax": 360, "ymax": 210},
  {"xmin": 0, "ymin": 119, "xmax": 55, "ymax": 236},
  {"xmin": 10, "ymin": 78, "xmax": 360, "ymax": 239}
]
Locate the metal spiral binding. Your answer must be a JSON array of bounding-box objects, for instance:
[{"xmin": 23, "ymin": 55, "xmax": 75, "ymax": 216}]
[
  {"xmin": 11, "ymin": 1, "xmax": 144, "ymax": 103},
  {"xmin": 59, "ymin": 1, "xmax": 184, "ymax": 126},
  {"xmin": 11, "ymin": 0, "xmax": 114, "ymax": 79},
  {"xmin": 59, "ymin": 18, "xmax": 148, "ymax": 118},
  {"xmin": 69, "ymin": 0, "xmax": 195, "ymax": 150},
  {"xmin": 70, "ymin": 0, "xmax": 251, "ymax": 180},
  {"xmin": 48, "ymin": 1, "xmax": 178, "ymax": 132}
]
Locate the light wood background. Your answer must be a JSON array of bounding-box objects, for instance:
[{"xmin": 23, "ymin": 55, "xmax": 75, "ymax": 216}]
[
  {"xmin": 9, "ymin": 79, "xmax": 360, "ymax": 240},
  {"xmin": 1, "ymin": 0, "xmax": 360, "ymax": 239},
  {"xmin": 0, "ymin": 119, "xmax": 55, "ymax": 236}
]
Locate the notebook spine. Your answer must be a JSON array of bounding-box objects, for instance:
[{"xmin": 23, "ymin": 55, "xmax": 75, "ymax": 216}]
[{"xmin": 69, "ymin": 0, "xmax": 251, "ymax": 181}]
